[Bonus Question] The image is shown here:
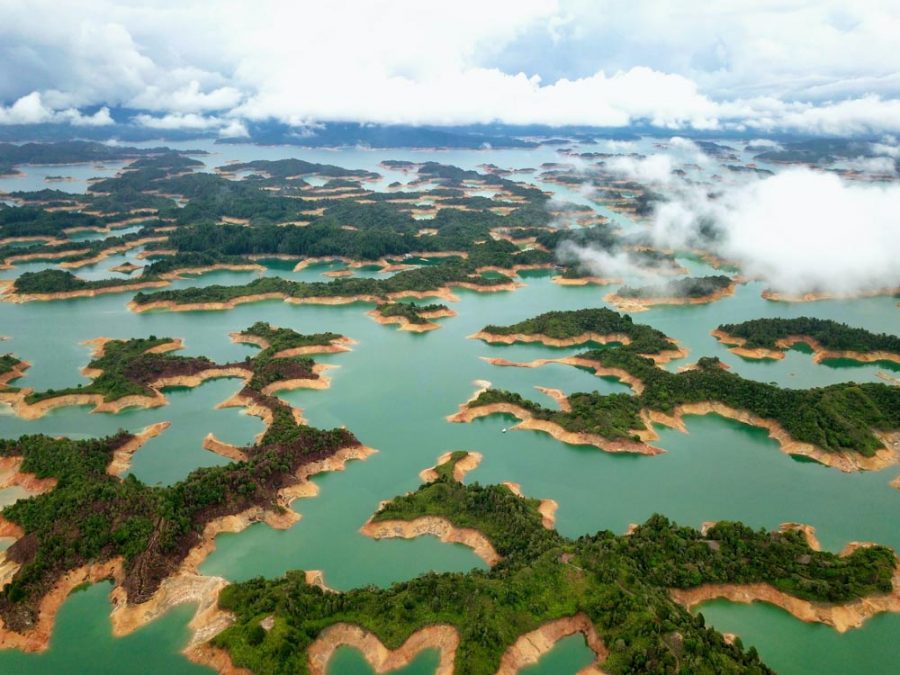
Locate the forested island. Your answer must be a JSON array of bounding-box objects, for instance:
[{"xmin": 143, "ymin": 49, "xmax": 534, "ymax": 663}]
[
  {"xmin": 605, "ymin": 276, "xmax": 736, "ymax": 312},
  {"xmin": 714, "ymin": 317, "xmax": 900, "ymax": 364},
  {"xmin": 473, "ymin": 308, "xmax": 685, "ymax": 361},
  {"xmin": 369, "ymin": 302, "xmax": 456, "ymax": 332},
  {"xmin": 209, "ymin": 453, "xmax": 897, "ymax": 674},
  {"xmin": 0, "ymin": 323, "xmax": 374, "ymax": 649},
  {"xmin": 128, "ymin": 242, "xmax": 546, "ymax": 311},
  {"xmin": 0, "ymin": 325, "xmax": 348, "ymax": 418},
  {"xmin": 459, "ymin": 354, "xmax": 900, "ymax": 469}
]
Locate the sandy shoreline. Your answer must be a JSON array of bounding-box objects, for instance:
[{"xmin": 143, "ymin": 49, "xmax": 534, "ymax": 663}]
[
  {"xmin": 446, "ymin": 380, "xmax": 661, "ymax": 457},
  {"xmin": 711, "ymin": 329, "xmax": 900, "ymax": 365},
  {"xmin": 3, "ymin": 279, "xmax": 169, "ymax": 303},
  {"xmin": 107, "ymin": 422, "xmax": 172, "ymax": 476},
  {"xmin": 551, "ymin": 275, "xmax": 622, "ymax": 286},
  {"xmin": 419, "ymin": 451, "xmax": 482, "ymax": 483},
  {"xmin": 670, "ymin": 557, "xmax": 900, "ymax": 633},
  {"xmin": 360, "ymin": 515, "xmax": 501, "ymax": 566},
  {"xmin": 471, "ymin": 332, "xmax": 686, "ymax": 364},
  {"xmin": 761, "ymin": 287, "xmax": 899, "ymax": 303},
  {"xmin": 497, "ymin": 613, "xmax": 608, "ymax": 674},
  {"xmin": 368, "ymin": 307, "xmax": 457, "ymax": 333},
  {"xmin": 604, "ymin": 281, "xmax": 737, "ymax": 313},
  {"xmin": 308, "ymin": 623, "xmax": 459, "ymax": 675},
  {"xmin": 644, "ymin": 403, "xmax": 898, "ymax": 472},
  {"xmin": 0, "ymin": 442, "xmax": 375, "ymax": 655},
  {"xmin": 0, "ymin": 365, "xmax": 253, "ymax": 420}
]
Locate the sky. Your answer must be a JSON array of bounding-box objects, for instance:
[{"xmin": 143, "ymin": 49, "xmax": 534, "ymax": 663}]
[{"xmin": 2, "ymin": 0, "xmax": 900, "ymax": 135}]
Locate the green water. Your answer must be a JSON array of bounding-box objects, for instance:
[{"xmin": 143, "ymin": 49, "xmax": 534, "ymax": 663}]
[
  {"xmin": 701, "ymin": 601, "xmax": 900, "ymax": 674},
  {"xmin": 0, "ymin": 582, "xmax": 209, "ymax": 674},
  {"xmin": 0, "ymin": 141, "xmax": 898, "ymax": 674}
]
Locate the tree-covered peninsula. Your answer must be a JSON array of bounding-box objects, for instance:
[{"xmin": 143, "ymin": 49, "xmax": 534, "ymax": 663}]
[
  {"xmin": 463, "ymin": 354, "xmax": 900, "ymax": 463},
  {"xmin": 475, "ymin": 307, "xmax": 683, "ymax": 357},
  {"xmin": 210, "ymin": 454, "xmax": 896, "ymax": 674},
  {"xmin": 714, "ymin": 317, "xmax": 900, "ymax": 363},
  {"xmin": 0, "ymin": 326, "xmax": 366, "ymax": 639}
]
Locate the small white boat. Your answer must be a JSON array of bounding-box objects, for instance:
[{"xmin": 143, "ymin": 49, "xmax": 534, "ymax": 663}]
[{"xmin": 501, "ymin": 428, "xmax": 508, "ymax": 433}]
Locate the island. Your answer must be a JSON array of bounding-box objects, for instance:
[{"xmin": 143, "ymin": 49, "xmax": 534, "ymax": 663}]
[
  {"xmin": 368, "ymin": 302, "xmax": 457, "ymax": 332},
  {"xmin": 0, "ymin": 411, "xmax": 372, "ymax": 652},
  {"xmin": 204, "ymin": 452, "xmax": 898, "ymax": 674},
  {"xmin": 470, "ymin": 308, "xmax": 687, "ymax": 363},
  {"xmin": 0, "ymin": 324, "xmax": 350, "ymax": 419},
  {"xmin": 452, "ymin": 354, "xmax": 900, "ymax": 471},
  {"xmin": 604, "ymin": 276, "xmax": 737, "ymax": 312},
  {"xmin": 713, "ymin": 317, "xmax": 900, "ymax": 364}
]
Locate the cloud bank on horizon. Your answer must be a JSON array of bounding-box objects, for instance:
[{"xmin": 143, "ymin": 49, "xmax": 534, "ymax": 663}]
[{"xmin": 2, "ymin": 0, "xmax": 900, "ymax": 135}]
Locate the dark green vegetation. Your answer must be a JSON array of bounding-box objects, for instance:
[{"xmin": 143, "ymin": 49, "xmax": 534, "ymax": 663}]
[
  {"xmin": 21, "ymin": 337, "xmax": 220, "ymax": 405},
  {"xmin": 374, "ymin": 302, "xmax": 449, "ymax": 325},
  {"xmin": 0, "ymin": 141, "xmax": 198, "ymax": 176},
  {"xmin": 17, "ymin": 324, "xmax": 347, "ymax": 406},
  {"xmin": 132, "ymin": 241, "xmax": 548, "ymax": 308},
  {"xmin": 480, "ymin": 308, "xmax": 679, "ymax": 354},
  {"xmin": 213, "ymin": 462, "xmax": 894, "ymax": 674},
  {"xmin": 470, "ymin": 355, "xmax": 900, "ymax": 456},
  {"xmin": 236, "ymin": 323, "xmax": 345, "ymax": 390},
  {"xmin": 0, "ymin": 326, "xmax": 360, "ymax": 633},
  {"xmin": 12, "ymin": 269, "xmax": 156, "ymax": 295},
  {"xmin": 616, "ymin": 275, "xmax": 733, "ymax": 300},
  {"xmin": 0, "ymin": 423, "xmax": 358, "ymax": 632},
  {"xmin": 716, "ymin": 317, "xmax": 900, "ymax": 355},
  {"xmin": 751, "ymin": 139, "xmax": 879, "ymax": 165}
]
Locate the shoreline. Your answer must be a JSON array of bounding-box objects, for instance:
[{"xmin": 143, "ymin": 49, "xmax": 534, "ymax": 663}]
[
  {"xmin": 0, "ymin": 443, "xmax": 375, "ymax": 654},
  {"xmin": 419, "ymin": 451, "xmax": 482, "ymax": 483},
  {"xmin": 711, "ymin": 329, "xmax": 900, "ymax": 365},
  {"xmin": 307, "ymin": 623, "xmax": 459, "ymax": 675},
  {"xmin": 106, "ymin": 421, "xmax": 172, "ymax": 476},
  {"xmin": 368, "ymin": 307, "xmax": 457, "ymax": 333},
  {"xmin": 551, "ymin": 275, "xmax": 622, "ymax": 287},
  {"xmin": 670, "ymin": 559, "xmax": 900, "ymax": 633},
  {"xmin": 481, "ymin": 357, "xmax": 646, "ymax": 394},
  {"xmin": 603, "ymin": 281, "xmax": 737, "ymax": 313},
  {"xmin": 761, "ymin": 287, "xmax": 899, "ymax": 303},
  {"xmin": 360, "ymin": 515, "xmax": 501, "ymax": 566},
  {"xmin": 446, "ymin": 380, "xmax": 660, "ymax": 457},
  {"xmin": 448, "ymin": 382, "xmax": 896, "ymax": 471},
  {"xmin": 0, "ymin": 366, "xmax": 253, "ymax": 421},
  {"xmin": 229, "ymin": 332, "xmax": 356, "ymax": 357},
  {"xmin": 644, "ymin": 404, "xmax": 898, "ymax": 472},
  {"xmin": 500, "ymin": 482, "xmax": 558, "ymax": 530},
  {"xmin": 471, "ymin": 332, "xmax": 687, "ymax": 365},
  {"xmin": 496, "ymin": 613, "xmax": 608, "ymax": 674}
]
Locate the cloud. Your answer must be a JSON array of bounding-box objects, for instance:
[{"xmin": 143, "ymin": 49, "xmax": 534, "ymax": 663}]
[
  {"xmin": 606, "ymin": 154, "xmax": 677, "ymax": 186},
  {"xmin": 0, "ymin": 91, "xmax": 113, "ymax": 126},
  {"xmin": 649, "ymin": 168, "xmax": 900, "ymax": 294},
  {"xmin": 133, "ymin": 111, "xmax": 247, "ymax": 137},
  {"xmin": 557, "ymin": 241, "xmax": 667, "ymax": 279},
  {"xmin": 1, "ymin": 1, "xmax": 900, "ymax": 134}
]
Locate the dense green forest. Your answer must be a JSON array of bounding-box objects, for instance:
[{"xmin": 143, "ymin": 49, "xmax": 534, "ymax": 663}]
[
  {"xmin": 213, "ymin": 457, "xmax": 894, "ymax": 674},
  {"xmin": 0, "ymin": 419, "xmax": 358, "ymax": 632},
  {"xmin": 235, "ymin": 323, "xmax": 345, "ymax": 389},
  {"xmin": 616, "ymin": 275, "xmax": 733, "ymax": 299},
  {"xmin": 0, "ymin": 325, "xmax": 360, "ymax": 632},
  {"xmin": 131, "ymin": 243, "xmax": 547, "ymax": 308},
  {"xmin": 21, "ymin": 336, "xmax": 222, "ymax": 404},
  {"xmin": 470, "ymin": 355, "xmax": 900, "ymax": 456},
  {"xmin": 374, "ymin": 302, "xmax": 449, "ymax": 325},
  {"xmin": 480, "ymin": 308, "xmax": 679, "ymax": 354},
  {"xmin": 18, "ymin": 324, "xmax": 344, "ymax": 405},
  {"xmin": 716, "ymin": 317, "xmax": 900, "ymax": 354}
]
